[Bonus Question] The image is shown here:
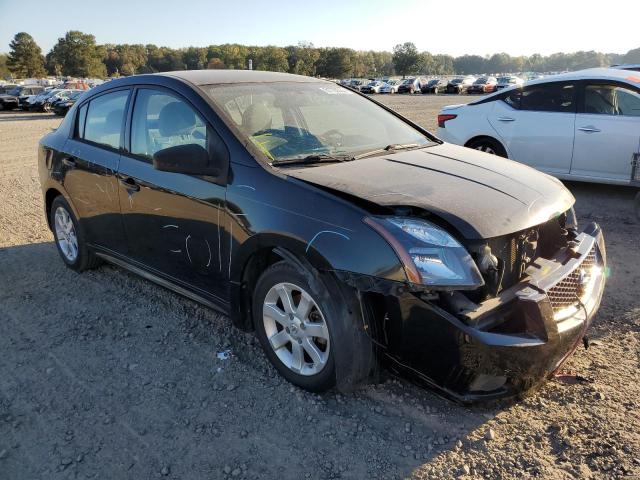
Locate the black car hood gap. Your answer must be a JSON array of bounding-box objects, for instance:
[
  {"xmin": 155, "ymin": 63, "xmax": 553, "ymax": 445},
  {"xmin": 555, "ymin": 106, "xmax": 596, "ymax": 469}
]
[
  {"xmin": 385, "ymin": 158, "xmax": 527, "ymax": 205},
  {"xmin": 283, "ymin": 144, "xmax": 574, "ymax": 239}
]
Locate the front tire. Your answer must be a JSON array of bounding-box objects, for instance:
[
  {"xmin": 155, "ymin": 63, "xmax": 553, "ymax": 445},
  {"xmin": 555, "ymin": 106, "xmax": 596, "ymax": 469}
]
[
  {"xmin": 50, "ymin": 196, "xmax": 101, "ymax": 271},
  {"xmin": 253, "ymin": 262, "xmax": 335, "ymax": 391},
  {"xmin": 253, "ymin": 261, "xmax": 375, "ymax": 392}
]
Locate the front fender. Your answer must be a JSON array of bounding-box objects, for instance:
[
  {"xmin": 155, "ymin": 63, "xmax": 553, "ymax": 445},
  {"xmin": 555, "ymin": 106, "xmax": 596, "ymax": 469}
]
[{"xmin": 227, "ymin": 163, "xmax": 407, "ymax": 285}]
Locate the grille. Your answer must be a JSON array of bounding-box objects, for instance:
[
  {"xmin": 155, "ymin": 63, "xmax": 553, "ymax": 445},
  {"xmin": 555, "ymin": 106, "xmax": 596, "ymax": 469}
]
[{"xmin": 547, "ymin": 247, "xmax": 597, "ymax": 313}]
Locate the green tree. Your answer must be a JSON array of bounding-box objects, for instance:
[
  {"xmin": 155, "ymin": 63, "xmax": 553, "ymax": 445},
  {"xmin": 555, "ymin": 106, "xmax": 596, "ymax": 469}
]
[
  {"xmin": 217, "ymin": 44, "xmax": 248, "ymax": 69},
  {"xmin": 316, "ymin": 48, "xmax": 355, "ymax": 78},
  {"xmin": 392, "ymin": 42, "xmax": 420, "ymax": 77},
  {"xmin": 145, "ymin": 45, "xmax": 184, "ymax": 72},
  {"xmin": 104, "ymin": 44, "xmax": 147, "ymax": 76},
  {"xmin": 453, "ymin": 55, "xmax": 485, "ymax": 74},
  {"xmin": 47, "ymin": 31, "xmax": 106, "ymax": 77},
  {"xmin": 183, "ymin": 47, "xmax": 208, "ymax": 70},
  {"xmin": 285, "ymin": 42, "xmax": 320, "ymax": 76},
  {"xmin": 372, "ymin": 51, "xmax": 394, "ymax": 76},
  {"xmin": 7, "ymin": 32, "xmax": 46, "ymax": 77},
  {"xmin": 623, "ymin": 47, "xmax": 640, "ymax": 64},
  {"xmin": 207, "ymin": 57, "xmax": 226, "ymax": 69},
  {"xmin": 253, "ymin": 45, "xmax": 289, "ymax": 72},
  {"xmin": 431, "ymin": 54, "xmax": 455, "ymax": 75},
  {"xmin": 0, "ymin": 53, "xmax": 10, "ymax": 79}
]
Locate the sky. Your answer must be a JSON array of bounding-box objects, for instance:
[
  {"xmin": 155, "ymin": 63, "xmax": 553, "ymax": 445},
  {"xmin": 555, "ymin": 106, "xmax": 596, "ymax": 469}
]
[{"xmin": 1, "ymin": 0, "xmax": 638, "ymax": 57}]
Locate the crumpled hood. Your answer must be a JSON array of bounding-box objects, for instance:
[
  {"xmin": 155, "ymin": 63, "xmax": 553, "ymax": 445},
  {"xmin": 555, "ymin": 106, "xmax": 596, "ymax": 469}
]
[{"xmin": 285, "ymin": 143, "xmax": 575, "ymax": 239}]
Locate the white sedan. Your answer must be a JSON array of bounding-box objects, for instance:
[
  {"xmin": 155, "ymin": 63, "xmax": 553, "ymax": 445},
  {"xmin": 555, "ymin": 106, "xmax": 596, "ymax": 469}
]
[
  {"xmin": 380, "ymin": 80, "xmax": 401, "ymax": 94},
  {"xmin": 437, "ymin": 68, "xmax": 640, "ymax": 185}
]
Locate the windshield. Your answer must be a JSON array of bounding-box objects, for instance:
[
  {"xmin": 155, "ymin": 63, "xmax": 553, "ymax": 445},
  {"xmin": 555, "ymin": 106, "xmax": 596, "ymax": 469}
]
[
  {"xmin": 203, "ymin": 81, "xmax": 432, "ymax": 163},
  {"xmin": 474, "ymin": 78, "xmax": 487, "ymax": 84},
  {"xmin": 450, "ymin": 79, "xmax": 463, "ymax": 84},
  {"xmin": 7, "ymin": 87, "xmax": 22, "ymax": 96},
  {"xmin": 428, "ymin": 79, "xmax": 439, "ymax": 86}
]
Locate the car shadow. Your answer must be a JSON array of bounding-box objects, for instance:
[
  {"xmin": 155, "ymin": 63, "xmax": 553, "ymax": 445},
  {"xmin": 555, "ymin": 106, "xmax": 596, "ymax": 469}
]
[
  {"xmin": 0, "ymin": 111, "xmax": 60, "ymax": 122},
  {"xmin": 0, "ymin": 240, "xmax": 510, "ymax": 478}
]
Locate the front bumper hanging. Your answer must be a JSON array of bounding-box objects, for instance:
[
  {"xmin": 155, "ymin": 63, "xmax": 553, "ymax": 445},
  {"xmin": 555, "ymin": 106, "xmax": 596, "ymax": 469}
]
[{"xmin": 385, "ymin": 222, "xmax": 606, "ymax": 402}]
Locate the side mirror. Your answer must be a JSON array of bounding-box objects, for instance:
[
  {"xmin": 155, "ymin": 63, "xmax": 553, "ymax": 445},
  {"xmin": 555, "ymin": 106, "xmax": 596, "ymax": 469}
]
[{"xmin": 152, "ymin": 144, "xmax": 219, "ymax": 176}]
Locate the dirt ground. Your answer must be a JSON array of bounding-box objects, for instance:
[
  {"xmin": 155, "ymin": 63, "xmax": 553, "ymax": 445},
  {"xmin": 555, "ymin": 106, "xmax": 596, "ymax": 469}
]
[{"xmin": 0, "ymin": 94, "xmax": 638, "ymax": 480}]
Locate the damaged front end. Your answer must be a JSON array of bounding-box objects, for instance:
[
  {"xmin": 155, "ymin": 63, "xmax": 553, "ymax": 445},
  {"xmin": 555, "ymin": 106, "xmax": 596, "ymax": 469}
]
[{"xmin": 338, "ymin": 211, "xmax": 607, "ymax": 402}]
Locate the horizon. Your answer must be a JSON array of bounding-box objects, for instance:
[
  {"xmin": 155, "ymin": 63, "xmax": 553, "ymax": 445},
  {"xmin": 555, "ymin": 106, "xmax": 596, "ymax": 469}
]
[{"xmin": 1, "ymin": 0, "xmax": 639, "ymax": 57}]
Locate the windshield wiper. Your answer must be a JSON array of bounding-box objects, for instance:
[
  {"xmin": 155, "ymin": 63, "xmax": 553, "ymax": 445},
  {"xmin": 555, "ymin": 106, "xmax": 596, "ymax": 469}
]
[
  {"xmin": 271, "ymin": 153, "xmax": 355, "ymax": 167},
  {"xmin": 353, "ymin": 143, "xmax": 425, "ymax": 160}
]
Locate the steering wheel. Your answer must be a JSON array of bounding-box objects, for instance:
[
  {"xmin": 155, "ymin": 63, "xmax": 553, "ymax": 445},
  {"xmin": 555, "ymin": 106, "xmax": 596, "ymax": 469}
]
[{"xmin": 320, "ymin": 129, "xmax": 345, "ymax": 148}]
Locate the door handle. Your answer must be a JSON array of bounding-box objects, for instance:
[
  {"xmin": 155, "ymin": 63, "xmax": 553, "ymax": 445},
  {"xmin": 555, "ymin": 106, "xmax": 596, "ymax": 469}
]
[
  {"xmin": 62, "ymin": 157, "xmax": 76, "ymax": 168},
  {"xmin": 578, "ymin": 126, "xmax": 601, "ymax": 133},
  {"xmin": 497, "ymin": 116, "xmax": 515, "ymax": 122},
  {"xmin": 119, "ymin": 177, "xmax": 140, "ymax": 192}
]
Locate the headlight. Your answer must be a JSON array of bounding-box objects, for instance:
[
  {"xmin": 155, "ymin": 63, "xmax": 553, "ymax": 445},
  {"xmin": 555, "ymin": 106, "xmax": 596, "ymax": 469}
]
[
  {"xmin": 565, "ymin": 207, "xmax": 578, "ymax": 230},
  {"xmin": 364, "ymin": 217, "xmax": 484, "ymax": 289}
]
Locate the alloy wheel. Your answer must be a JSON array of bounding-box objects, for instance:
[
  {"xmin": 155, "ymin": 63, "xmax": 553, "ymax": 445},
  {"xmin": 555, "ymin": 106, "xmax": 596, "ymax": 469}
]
[
  {"xmin": 475, "ymin": 144, "xmax": 496, "ymax": 155},
  {"xmin": 262, "ymin": 282, "xmax": 330, "ymax": 376},
  {"xmin": 54, "ymin": 206, "xmax": 78, "ymax": 262}
]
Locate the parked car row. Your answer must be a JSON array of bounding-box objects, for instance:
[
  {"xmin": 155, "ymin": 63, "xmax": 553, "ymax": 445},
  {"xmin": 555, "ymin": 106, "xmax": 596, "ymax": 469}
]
[
  {"xmin": 23, "ymin": 89, "xmax": 83, "ymax": 113},
  {"xmin": 338, "ymin": 74, "xmax": 527, "ymax": 96},
  {"xmin": 0, "ymin": 84, "xmax": 86, "ymax": 114},
  {"xmin": 0, "ymin": 85, "xmax": 45, "ymax": 110}
]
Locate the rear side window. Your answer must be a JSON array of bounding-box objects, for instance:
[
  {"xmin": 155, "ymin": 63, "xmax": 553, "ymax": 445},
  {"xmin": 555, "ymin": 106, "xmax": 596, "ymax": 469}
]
[
  {"xmin": 502, "ymin": 90, "xmax": 522, "ymax": 109},
  {"xmin": 584, "ymin": 84, "xmax": 640, "ymax": 116},
  {"xmin": 520, "ymin": 82, "xmax": 575, "ymax": 113},
  {"xmin": 130, "ymin": 89, "xmax": 208, "ymax": 161},
  {"xmin": 81, "ymin": 90, "xmax": 129, "ymax": 150}
]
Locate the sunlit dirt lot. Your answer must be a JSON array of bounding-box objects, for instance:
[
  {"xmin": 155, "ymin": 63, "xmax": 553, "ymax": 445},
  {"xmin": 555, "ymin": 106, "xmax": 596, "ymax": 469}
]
[{"xmin": 0, "ymin": 95, "xmax": 638, "ymax": 479}]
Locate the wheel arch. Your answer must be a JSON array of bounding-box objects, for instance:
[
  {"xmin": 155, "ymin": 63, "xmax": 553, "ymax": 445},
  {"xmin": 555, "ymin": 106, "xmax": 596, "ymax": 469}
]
[
  {"xmin": 229, "ymin": 233, "xmax": 334, "ymax": 331},
  {"xmin": 44, "ymin": 187, "xmax": 68, "ymax": 230},
  {"xmin": 233, "ymin": 238, "xmax": 379, "ymax": 391}
]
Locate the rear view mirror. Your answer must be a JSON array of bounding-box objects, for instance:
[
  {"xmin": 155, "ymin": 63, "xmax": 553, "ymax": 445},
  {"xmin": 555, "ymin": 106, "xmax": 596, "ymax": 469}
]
[{"xmin": 152, "ymin": 144, "xmax": 219, "ymax": 176}]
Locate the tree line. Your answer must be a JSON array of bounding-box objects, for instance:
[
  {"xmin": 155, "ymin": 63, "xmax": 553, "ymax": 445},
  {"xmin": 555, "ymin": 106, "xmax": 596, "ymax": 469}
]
[{"xmin": 2, "ymin": 31, "xmax": 639, "ymax": 80}]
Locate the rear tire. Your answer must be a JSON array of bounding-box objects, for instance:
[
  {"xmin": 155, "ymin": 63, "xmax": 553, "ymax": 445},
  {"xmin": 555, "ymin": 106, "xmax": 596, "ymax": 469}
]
[
  {"xmin": 50, "ymin": 196, "xmax": 102, "ymax": 272},
  {"xmin": 466, "ymin": 138, "xmax": 508, "ymax": 158}
]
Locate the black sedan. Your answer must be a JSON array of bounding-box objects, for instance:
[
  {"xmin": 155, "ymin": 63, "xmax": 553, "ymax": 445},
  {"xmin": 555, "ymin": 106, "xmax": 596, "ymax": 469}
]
[
  {"xmin": 38, "ymin": 71, "xmax": 606, "ymax": 402},
  {"xmin": 421, "ymin": 79, "xmax": 446, "ymax": 94},
  {"xmin": 445, "ymin": 77, "xmax": 475, "ymax": 94},
  {"xmin": 0, "ymin": 85, "xmax": 44, "ymax": 110}
]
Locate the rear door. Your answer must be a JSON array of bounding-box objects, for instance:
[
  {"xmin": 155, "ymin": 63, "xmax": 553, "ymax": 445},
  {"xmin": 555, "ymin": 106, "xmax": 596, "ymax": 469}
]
[
  {"xmin": 570, "ymin": 81, "xmax": 640, "ymax": 182},
  {"xmin": 116, "ymin": 86, "xmax": 229, "ymax": 302},
  {"xmin": 60, "ymin": 88, "xmax": 130, "ymax": 253},
  {"xmin": 489, "ymin": 81, "xmax": 577, "ymax": 174}
]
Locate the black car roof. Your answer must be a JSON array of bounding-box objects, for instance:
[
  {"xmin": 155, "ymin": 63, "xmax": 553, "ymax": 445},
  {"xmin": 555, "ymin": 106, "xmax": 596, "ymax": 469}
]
[{"xmin": 157, "ymin": 70, "xmax": 322, "ymax": 85}]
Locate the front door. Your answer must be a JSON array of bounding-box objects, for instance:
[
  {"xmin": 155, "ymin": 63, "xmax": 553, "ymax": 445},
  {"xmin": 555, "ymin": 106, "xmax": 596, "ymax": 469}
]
[
  {"xmin": 571, "ymin": 81, "xmax": 640, "ymax": 183},
  {"xmin": 489, "ymin": 81, "xmax": 577, "ymax": 174},
  {"xmin": 116, "ymin": 87, "xmax": 229, "ymax": 302}
]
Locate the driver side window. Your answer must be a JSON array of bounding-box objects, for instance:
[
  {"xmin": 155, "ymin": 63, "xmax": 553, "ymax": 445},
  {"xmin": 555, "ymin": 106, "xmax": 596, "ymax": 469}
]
[{"xmin": 131, "ymin": 89, "xmax": 208, "ymax": 161}]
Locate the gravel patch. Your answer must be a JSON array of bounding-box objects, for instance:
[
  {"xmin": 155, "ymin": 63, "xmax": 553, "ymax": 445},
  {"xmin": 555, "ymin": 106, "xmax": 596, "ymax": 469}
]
[{"xmin": 0, "ymin": 103, "xmax": 638, "ymax": 479}]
